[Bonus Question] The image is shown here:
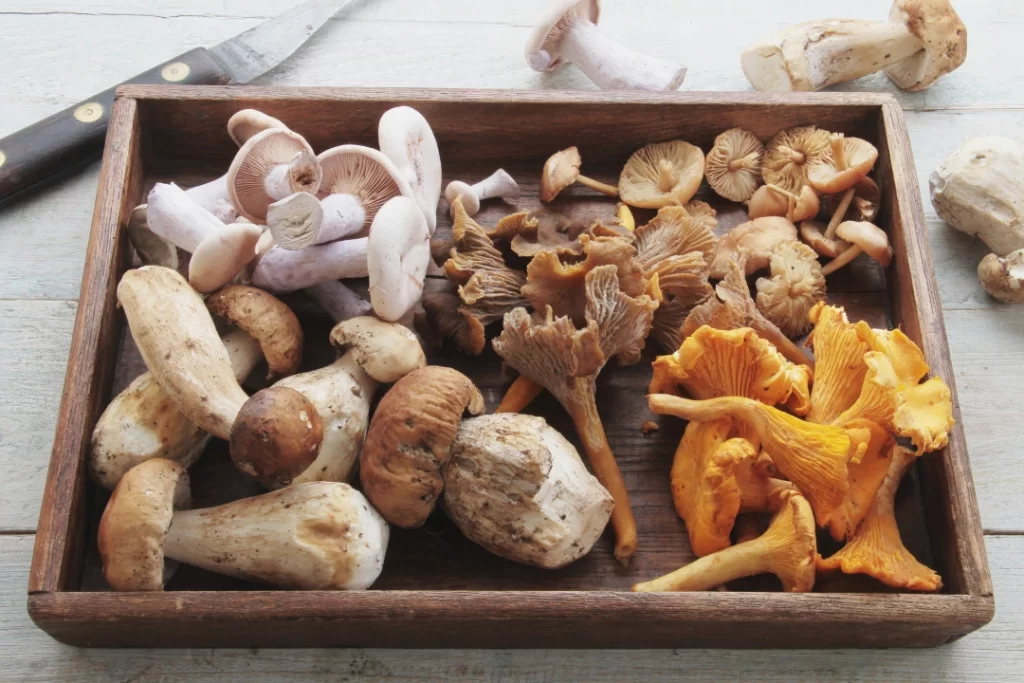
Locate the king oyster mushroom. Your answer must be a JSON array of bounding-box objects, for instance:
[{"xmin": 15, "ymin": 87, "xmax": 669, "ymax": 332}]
[{"xmin": 442, "ymin": 413, "xmax": 614, "ymax": 569}]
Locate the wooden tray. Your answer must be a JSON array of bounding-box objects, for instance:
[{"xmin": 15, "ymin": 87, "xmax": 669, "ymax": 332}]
[{"xmin": 28, "ymin": 87, "xmax": 993, "ymax": 649}]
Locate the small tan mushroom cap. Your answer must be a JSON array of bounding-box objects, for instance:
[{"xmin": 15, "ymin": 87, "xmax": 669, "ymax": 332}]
[
  {"xmin": 762, "ymin": 126, "xmax": 832, "ymax": 193},
  {"xmin": 206, "ymin": 285, "xmax": 304, "ymax": 380},
  {"xmin": 978, "ymin": 249, "xmax": 1024, "ymax": 303},
  {"xmin": 227, "ymin": 129, "xmax": 318, "ymax": 222},
  {"xmin": 800, "ymin": 220, "xmax": 850, "ymax": 258},
  {"xmin": 318, "ymin": 145, "xmax": 414, "ymax": 234},
  {"xmin": 749, "ymin": 185, "xmax": 820, "ymax": 223},
  {"xmin": 836, "ymin": 221, "xmax": 893, "ymax": 266},
  {"xmin": 524, "ymin": 0, "xmax": 600, "ymax": 71},
  {"xmin": 98, "ymin": 458, "xmax": 190, "ymax": 591},
  {"xmin": 886, "ymin": 0, "xmax": 968, "ymax": 91},
  {"xmin": 755, "ymin": 240, "xmax": 827, "ymax": 338},
  {"xmin": 541, "ymin": 146, "xmax": 583, "ymax": 202},
  {"xmin": 620, "ymin": 141, "xmax": 705, "ymax": 208},
  {"xmin": 706, "ymin": 128, "xmax": 764, "ymax": 202},
  {"xmin": 807, "ymin": 135, "xmax": 879, "ymax": 194},
  {"xmin": 709, "ymin": 216, "xmax": 798, "ymax": 278},
  {"xmin": 329, "ymin": 316, "xmax": 427, "ymax": 383}
]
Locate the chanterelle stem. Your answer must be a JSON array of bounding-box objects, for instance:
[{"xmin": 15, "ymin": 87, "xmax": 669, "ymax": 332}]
[
  {"xmin": 633, "ymin": 534, "xmax": 771, "ymax": 592},
  {"xmin": 560, "ymin": 17, "xmax": 686, "ymax": 91},
  {"xmin": 575, "ymin": 174, "xmax": 620, "ymax": 196}
]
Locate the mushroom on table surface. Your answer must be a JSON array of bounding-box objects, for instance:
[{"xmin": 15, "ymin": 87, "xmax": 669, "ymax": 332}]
[
  {"xmin": 445, "ymin": 169, "xmax": 520, "ymax": 217},
  {"xmin": 541, "ymin": 146, "xmax": 619, "ymax": 201}
]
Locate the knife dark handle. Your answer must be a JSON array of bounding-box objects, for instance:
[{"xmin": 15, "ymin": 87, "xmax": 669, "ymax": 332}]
[{"xmin": 0, "ymin": 48, "xmax": 232, "ymax": 205}]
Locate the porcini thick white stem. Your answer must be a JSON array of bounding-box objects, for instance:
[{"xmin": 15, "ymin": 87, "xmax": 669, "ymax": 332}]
[
  {"xmin": 306, "ymin": 280, "xmax": 373, "ymax": 322},
  {"xmin": 184, "ymin": 176, "xmax": 237, "ymax": 224},
  {"xmin": 252, "ymin": 239, "xmax": 370, "ymax": 292},
  {"xmin": 164, "ymin": 482, "xmax": 389, "ymax": 590},
  {"xmin": 147, "ymin": 183, "xmax": 223, "ymax": 252},
  {"xmin": 743, "ymin": 20, "xmax": 923, "ymax": 92},
  {"xmin": 560, "ymin": 19, "xmax": 686, "ymax": 91}
]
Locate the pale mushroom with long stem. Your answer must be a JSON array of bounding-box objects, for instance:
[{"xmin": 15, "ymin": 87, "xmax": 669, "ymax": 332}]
[
  {"xmin": 445, "ymin": 169, "xmax": 520, "ymax": 216},
  {"xmin": 807, "ymin": 134, "xmax": 879, "ymax": 240},
  {"xmin": 820, "ymin": 221, "xmax": 893, "ymax": 276},
  {"xmin": 525, "ymin": 0, "xmax": 686, "ymax": 91},
  {"xmin": 379, "ymin": 106, "xmax": 442, "ymax": 234},
  {"xmin": 541, "ymin": 146, "xmax": 618, "ymax": 201},
  {"xmin": 305, "ymin": 280, "xmax": 373, "ymax": 321},
  {"xmin": 367, "ymin": 196, "xmax": 431, "ymax": 322},
  {"xmin": 747, "ymin": 184, "xmax": 820, "ymax": 223}
]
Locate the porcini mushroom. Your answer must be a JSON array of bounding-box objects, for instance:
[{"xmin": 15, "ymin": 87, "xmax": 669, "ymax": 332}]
[
  {"xmin": 619, "ymin": 141, "xmax": 705, "ymax": 208},
  {"xmin": 761, "ymin": 126, "xmax": 832, "ymax": 194},
  {"xmin": 227, "ymin": 128, "xmax": 322, "ymax": 223},
  {"xmin": 747, "ymin": 184, "xmax": 820, "ymax": 223},
  {"xmin": 978, "ymin": 249, "xmax": 1024, "ymax": 303},
  {"xmin": 817, "ymin": 447, "xmax": 943, "ymax": 591},
  {"xmin": 266, "ymin": 145, "xmax": 414, "ymax": 249},
  {"xmin": 706, "ymin": 128, "xmax": 764, "ymax": 202},
  {"xmin": 820, "ymin": 221, "xmax": 893, "ymax": 276},
  {"xmin": 379, "ymin": 106, "xmax": 442, "ymax": 233},
  {"xmin": 930, "ymin": 137, "xmax": 1024, "ymax": 256},
  {"xmin": 708, "ymin": 216, "xmax": 798, "ymax": 278},
  {"xmin": 632, "ymin": 493, "xmax": 816, "ymax": 592},
  {"xmin": 494, "ymin": 266, "xmax": 659, "ymax": 565},
  {"xmin": 99, "ymin": 459, "xmax": 389, "ymax": 590},
  {"xmin": 206, "ymin": 285, "xmax": 303, "ymax": 381},
  {"xmin": 367, "ymin": 196, "xmax": 431, "ymax": 321},
  {"xmin": 525, "ymin": 0, "xmax": 686, "ymax": 91},
  {"xmin": 445, "ymin": 169, "xmax": 521, "ymax": 217},
  {"xmin": 541, "ymin": 146, "xmax": 618, "ymax": 201},
  {"xmin": 741, "ymin": 0, "xmax": 968, "ymax": 92},
  {"xmin": 442, "ymin": 413, "xmax": 614, "ymax": 569},
  {"xmin": 755, "ymin": 240, "xmax": 827, "ymax": 338},
  {"xmin": 360, "ymin": 367, "xmax": 485, "ymax": 528},
  {"xmin": 807, "ymin": 134, "xmax": 878, "ymax": 239}
]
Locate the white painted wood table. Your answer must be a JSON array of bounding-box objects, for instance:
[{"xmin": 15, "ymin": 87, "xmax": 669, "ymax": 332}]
[{"xmin": 1, "ymin": 1, "xmax": 1022, "ymax": 679}]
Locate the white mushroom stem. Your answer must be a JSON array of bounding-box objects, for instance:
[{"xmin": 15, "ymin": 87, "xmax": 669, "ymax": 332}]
[
  {"xmin": 147, "ymin": 183, "xmax": 224, "ymax": 252},
  {"xmin": 555, "ymin": 18, "xmax": 686, "ymax": 91},
  {"xmin": 267, "ymin": 192, "xmax": 366, "ymax": 250},
  {"xmin": 445, "ymin": 170, "xmax": 521, "ymax": 216},
  {"xmin": 306, "ymin": 280, "xmax": 372, "ymax": 322},
  {"xmin": 742, "ymin": 19, "xmax": 924, "ymax": 92},
  {"xmin": 184, "ymin": 176, "xmax": 237, "ymax": 224},
  {"xmin": 251, "ymin": 239, "xmax": 370, "ymax": 292},
  {"xmin": 368, "ymin": 197, "xmax": 431, "ymax": 321},
  {"xmin": 163, "ymin": 482, "xmax": 389, "ymax": 590}
]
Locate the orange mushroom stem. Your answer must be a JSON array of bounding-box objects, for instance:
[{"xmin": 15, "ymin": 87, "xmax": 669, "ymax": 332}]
[{"xmin": 495, "ymin": 375, "xmax": 545, "ymax": 413}]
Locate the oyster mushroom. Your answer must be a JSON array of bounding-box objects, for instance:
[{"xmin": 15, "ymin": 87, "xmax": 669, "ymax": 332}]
[
  {"xmin": 368, "ymin": 196, "xmax": 431, "ymax": 321},
  {"xmin": 619, "ymin": 141, "xmax": 705, "ymax": 209},
  {"xmin": 807, "ymin": 134, "xmax": 878, "ymax": 239},
  {"xmin": 360, "ymin": 367, "xmax": 485, "ymax": 528},
  {"xmin": 632, "ymin": 493, "xmax": 816, "ymax": 592},
  {"xmin": 266, "ymin": 145, "xmax": 413, "ymax": 249},
  {"xmin": 684, "ymin": 260, "xmax": 813, "ymax": 367},
  {"xmin": 978, "ymin": 249, "xmax": 1024, "ymax": 303},
  {"xmin": 755, "ymin": 240, "xmax": 827, "ymax": 338},
  {"xmin": 747, "ymin": 184, "xmax": 820, "ymax": 223},
  {"xmin": 98, "ymin": 459, "xmax": 388, "ymax": 591},
  {"xmin": 820, "ymin": 221, "xmax": 893, "ymax": 276},
  {"xmin": 445, "ymin": 169, "xmax": 520, "ymax": 217},
  {"xmin": 541, "ymin": 146, "xmax": 618, "ymax": 201},
  {"xmin": 379, "ymin": 106, "xmax": 442, "ymax": 233},
  {"xmin": 494, "ymin": 266, "xmax": 659, "ymax": 565},
  {"xmin": 227, "ymin": 128, "xmax": 322, "ymax": 223},
  {"xmin": 525, "ymin": 0, "xmax": 686, "ymax": 91},
  {"xmin": 740, "ymin": 0, "xmax": 967, "ymax": 92},
  {"xmin": 817, "ymin": 446, "xmax": 943, "ymax": 591},
  {"xmin": 705, "ymin": 128, "xmax": 764, "ymax": 202},
  {"xmin": 708, "ymin": 216, "xmax": 798, "ymax": 278},
  {"xmin": 761, "ymin": 126, "xmax": 832, "ymax": 194},
  {"xmin": 442, "ymin": 413, "xmax": 614, "ymax": 569}
]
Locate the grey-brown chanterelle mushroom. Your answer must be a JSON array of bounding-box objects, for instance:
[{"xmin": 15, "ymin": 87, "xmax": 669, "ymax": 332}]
[
  {"xmin": 741, "ymin": 0, "xmax": 967, "ymax": 92},
  {"xmin": 98, "ymin": 458, "xmax": 388, "ymax": 590},
  {"xmin": 525, "ymin": 0, "xmax": 686, "ymax": 91}
]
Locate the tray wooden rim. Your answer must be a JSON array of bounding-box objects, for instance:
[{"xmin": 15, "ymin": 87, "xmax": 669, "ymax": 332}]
[{"xmin": 27, "ymin": 87, "xmax": 994, "ymax": 649}]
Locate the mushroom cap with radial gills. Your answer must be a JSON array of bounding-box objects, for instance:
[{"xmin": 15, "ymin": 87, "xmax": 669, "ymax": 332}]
[
  {"xmin": 761, "ymin": 126, "xmax": 832, "ymax": 193},
  {"xmin": 807, "ymin": 134, "xmax": 879, "ymax": 194},
  {"xmin": 524, "ymin": 0, "xmax": 600, "ymax": 71},
  {"xmin": 227, "ymin": 128, "xmax": 320, "ymax": 222},
  {"xmin": 619, "ymin": 140, "xmax": 705, "ymax": 208},
  {"xmin": 317, "ymin": 144, "xmax": 415, "ymax": 236},
  {"xmin": 97, "ymin": 458, "xmax": 190, "ymax": 591},
  {"xmin": 705, "ymin": 128, "xmax": 764, "ymax": 202},
  {"xmin": 708, "ymin": 216, "xmax": 798, "ymax": 278},
  {"xmin": 540, "ymin": 146, "xmax": 584, "ymax": 202},
  {"xmin": 755, "ymin": 240, "xmax": 827, "ymax": 338}
]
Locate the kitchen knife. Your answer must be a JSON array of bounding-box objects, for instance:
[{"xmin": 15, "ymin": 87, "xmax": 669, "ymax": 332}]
[{"xmin": 0, "ymin": 0, "xmax": 355, "ymax": 205}]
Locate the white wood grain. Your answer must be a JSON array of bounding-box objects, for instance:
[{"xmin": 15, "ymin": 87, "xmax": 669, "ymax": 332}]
[{"xmin": 1, "ymin": 534, "xmax": 1020, "ymax": 681}]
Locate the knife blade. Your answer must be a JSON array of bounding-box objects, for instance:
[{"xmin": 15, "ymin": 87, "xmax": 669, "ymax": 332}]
[{"xmin": 0, "ymin": 0, "xmax": 355, "ymax": 206}]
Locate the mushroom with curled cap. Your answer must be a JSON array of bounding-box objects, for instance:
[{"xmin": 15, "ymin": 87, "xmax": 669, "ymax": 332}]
[
  {"xmin": 649, "ymin": 326, "xmax": 810, "ymax": 556},
  {"xmin": 708, "ymin": 216, "xmax": 798, "ymax": 278},
  {"xmin": 705, "ymin": 128, "xmax": 765, "ymax": 202},
  {"xmin": 359, "ymin": 367, "xmax": 485, "ymax": 528},
  {"xmin": 494, "ymin": 266, "xmax": 659, "ymax": 566},
  {"xmin": 525, "ymin": 0, "xmax": 685, "ymax": 91},
  {"xmin": 632, "ymin": 493, "xmax": 816, "ymax": 592},
  {"xmin": 761, "ymin": 126, "xmax": 832, "ymax": 194},
  {"xmin": 227, "ymin": 128, "xmax": 322, "ymax": 223},
  {"xmin": 445, "ymin": 169, "xmax": 520, "ymax": 217},
  {"xmin": 817, "ymin": 446, "xmax": 943, "ymax": 591},
  {"xmin": 266, "ymin": 144, "xmax": 414, "ymax": 250},
  {"xmin": 800, "ymin": 219, "xmax": 850, "ymax": 259},
  {"xmin": 378, "ymin": 106, "xmax": 442, "ymax": 234},
  {"xmin": 99, "ymin": 459, "xmax": 390, "ymax": 591},
  {"xmin": 619, "ymin": 141, "xmax": 705, "ymax": 209},
  {"xmin": 227, "ymin": 108, "xmax": 287, "ymax": 146},
  {"xmin": 442, "ymin": 413, "xmax": 615, "ymax": 569},
  {"xmin": 205, "ymin": 285, "xmax": 304, "ymax": 381},
  {"xmin": 740, "ymin": 0, "xmax": 967, "ymax": 92},
  {"xmin": 806, "ymin": 134, "xmax": 879, "ymax": 240},
  {"xmin": 755, "ymin": 240, "xmax": 827, "ymax": 338},
  {"xmin": 684, "ymin": 260, "xmax": 813, "ymax": 367},
  {"xmin": 978, "ymin": 249, "xmax": 1024, "ymax": 303},
  {"xmin": 820, "ymin": 220, "xmax": 893, "ymax": 277},
  {"xmin": 824, "ymin": 176, "xmax": 880, "ymax": 223},
  {"xmin": 541, "ymin": 146, "xmax": 619, "ymax": 201},
  {"xmin": 367, "ymin": 196, "xmax": 431, "ymax": 322},
  {"xmin": 747, "ymin": 184, "xmax": 820, "ymax": 223}
]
